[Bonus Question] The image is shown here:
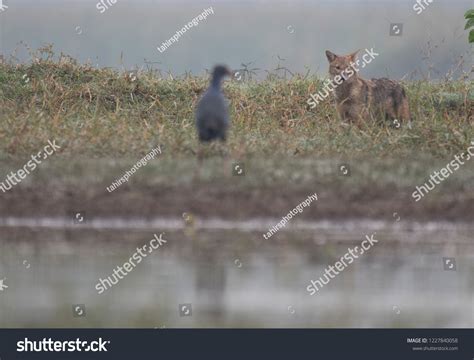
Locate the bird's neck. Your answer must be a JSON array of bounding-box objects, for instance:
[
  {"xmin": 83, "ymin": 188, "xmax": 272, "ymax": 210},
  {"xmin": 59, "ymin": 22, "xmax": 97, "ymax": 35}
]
[{"xmin": 211, "ymin": 77, "xmax": 222, "ymax": 90}]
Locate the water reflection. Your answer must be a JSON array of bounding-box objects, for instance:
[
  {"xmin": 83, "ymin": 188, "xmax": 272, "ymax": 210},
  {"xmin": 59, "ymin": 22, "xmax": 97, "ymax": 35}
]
[{"xmin": 0, "ymin": 220, "xmax": 472, "ymax": 327}]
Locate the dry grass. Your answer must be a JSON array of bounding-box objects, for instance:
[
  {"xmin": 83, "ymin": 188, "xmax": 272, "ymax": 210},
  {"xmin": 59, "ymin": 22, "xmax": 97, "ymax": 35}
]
[{"xmin": 0, "ymin": 46, "xmax": 473, "ymax": 160}]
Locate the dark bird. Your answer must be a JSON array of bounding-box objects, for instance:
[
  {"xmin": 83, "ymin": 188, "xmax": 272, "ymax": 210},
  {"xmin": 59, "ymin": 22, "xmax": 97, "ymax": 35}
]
[{"xmin": 195, "ymin": 65, "xmax": 232, "ymax": 143}]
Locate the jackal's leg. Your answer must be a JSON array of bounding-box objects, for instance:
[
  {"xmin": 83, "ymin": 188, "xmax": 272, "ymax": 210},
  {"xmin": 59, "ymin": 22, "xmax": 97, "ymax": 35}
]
[
  {"xmin": 385, "ymin": 105, "xmax": 399, "ymax": 125},
  {"xmin": 397, "ymin": 98, "xmax": 411, "ymax": 122},
  {"xmin": 346, "ymin": 105, "xmax": 366, "ymax": 128}
]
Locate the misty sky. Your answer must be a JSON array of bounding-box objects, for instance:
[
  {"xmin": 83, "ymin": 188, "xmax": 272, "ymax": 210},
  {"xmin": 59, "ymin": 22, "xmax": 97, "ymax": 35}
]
[{"xmin": 0, "ymin": 0, "xmax": 473, "ymax": 79}]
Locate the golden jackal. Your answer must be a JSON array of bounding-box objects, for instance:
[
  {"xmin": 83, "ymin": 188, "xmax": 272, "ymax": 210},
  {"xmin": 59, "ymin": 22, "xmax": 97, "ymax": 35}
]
[{"xmin": 325, "ymin": 50, "xmax": 410, "ymax": 125}]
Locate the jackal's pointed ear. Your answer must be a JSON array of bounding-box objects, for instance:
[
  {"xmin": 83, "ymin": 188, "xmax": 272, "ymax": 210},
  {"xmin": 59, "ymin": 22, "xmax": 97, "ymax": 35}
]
[
  {"xmin": 325, "ymin": 50, "xmax": 337, "ymax": 63},
  {"xmin": 348, "ymin": 50, "xmax": 360, "ymax": 62}
]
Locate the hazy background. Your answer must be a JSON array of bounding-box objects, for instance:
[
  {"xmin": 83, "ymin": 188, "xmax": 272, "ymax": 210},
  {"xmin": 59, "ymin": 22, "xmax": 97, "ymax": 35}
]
[
  {"xmin": 0, "ymin": 0, "xmax": 473, "ymax": 329},
  {"xmin": 0, "ymin": 0, "xmax": 472, "ymax": 79}
]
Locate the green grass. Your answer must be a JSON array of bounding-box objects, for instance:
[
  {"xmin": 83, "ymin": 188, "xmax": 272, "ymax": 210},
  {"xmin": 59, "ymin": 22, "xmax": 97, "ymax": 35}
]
[{"xmin": 0, "ymin": 46, "xmax": 472, "ymax": 160}]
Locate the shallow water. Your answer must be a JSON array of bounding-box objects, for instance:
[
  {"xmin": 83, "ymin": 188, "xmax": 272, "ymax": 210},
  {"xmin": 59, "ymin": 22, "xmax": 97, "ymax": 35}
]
[{"xmin": 0, "ymin": 217, "xmax": 472, "ymax": 328}]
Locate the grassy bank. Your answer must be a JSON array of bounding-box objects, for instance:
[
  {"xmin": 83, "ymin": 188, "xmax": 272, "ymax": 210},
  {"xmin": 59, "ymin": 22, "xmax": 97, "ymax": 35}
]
[{"xmin": 0, "ymin": 48, "xmax": 473, "ymax": 159}]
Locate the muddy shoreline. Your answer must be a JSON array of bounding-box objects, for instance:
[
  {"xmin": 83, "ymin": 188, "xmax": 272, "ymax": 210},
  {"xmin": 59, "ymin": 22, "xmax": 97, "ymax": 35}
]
[
  {"xmin": 0, "ymin": 182, "xmax": 472, "ymax": 222},
  {"xmin": 0, "ymin": 157, "xmax": 472, "ymax": 222}
]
